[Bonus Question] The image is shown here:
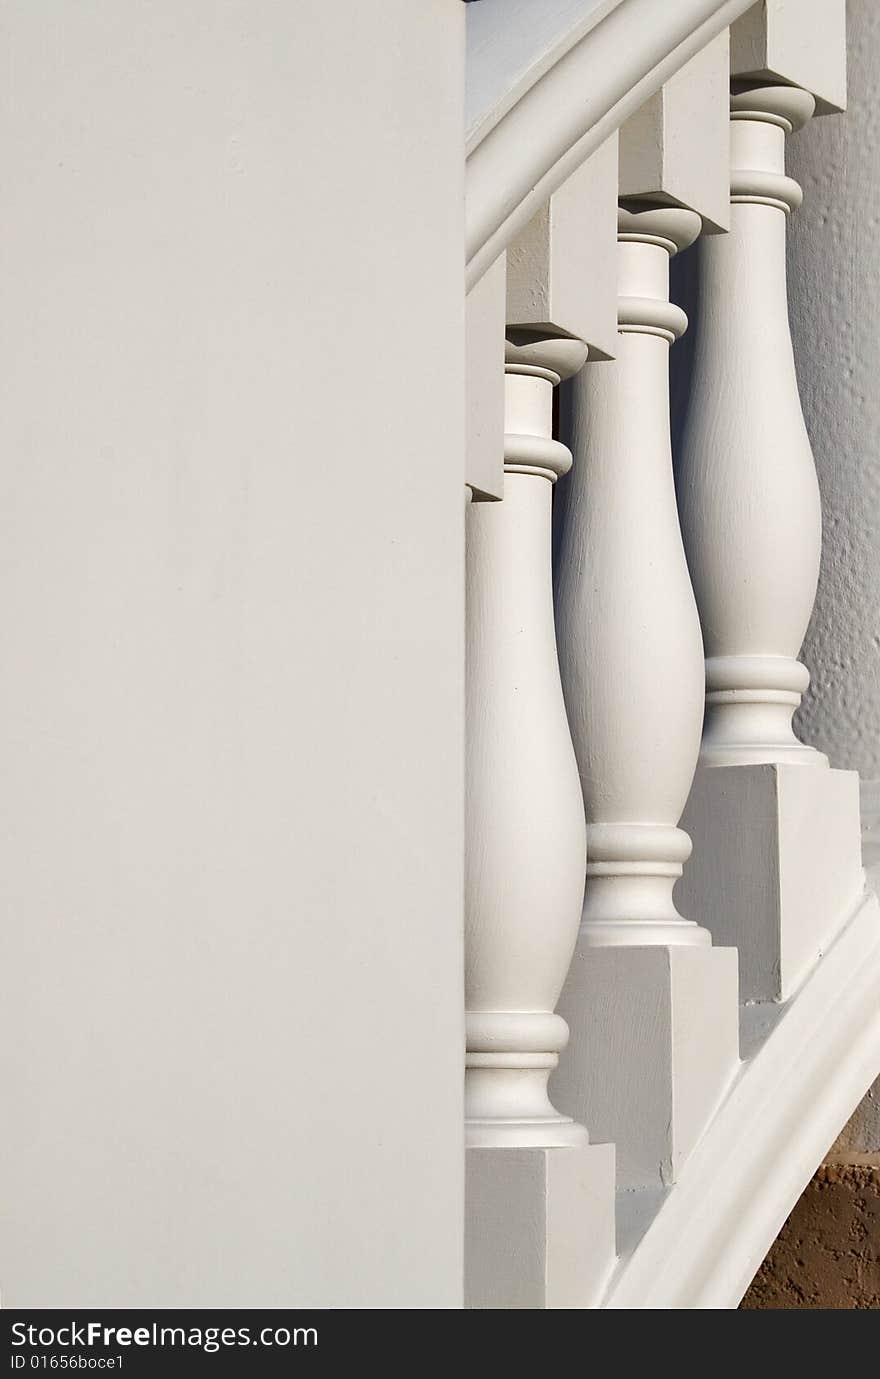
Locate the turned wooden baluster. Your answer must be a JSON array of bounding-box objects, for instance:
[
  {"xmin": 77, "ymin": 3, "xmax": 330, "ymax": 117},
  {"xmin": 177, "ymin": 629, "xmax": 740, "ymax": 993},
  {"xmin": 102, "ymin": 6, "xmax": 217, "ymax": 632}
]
[
  {"xmin": 543, "ymin": 43, "xmax": 739, "ymax": 1197},
  {"xmin": 465, "ymin": 329, "xmax": 590, "ymax": 1147},
  {"xmin": 554, "ymin": 204, "xmax": 709, "ymax": 947},
  {"xmin": 675, "ymin": 83, "xmax": 828, "ymax": 768},
  {"xmin": 672, "ymin": 26, "xmax": 857, "ymax": 1011}
]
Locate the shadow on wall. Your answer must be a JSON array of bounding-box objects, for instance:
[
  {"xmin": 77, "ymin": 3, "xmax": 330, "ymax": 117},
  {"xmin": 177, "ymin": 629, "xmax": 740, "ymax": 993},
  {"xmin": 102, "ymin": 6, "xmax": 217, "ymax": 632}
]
[{"xmin": 669, "ymin": 240, "xmax": 700, "ymax": 478}]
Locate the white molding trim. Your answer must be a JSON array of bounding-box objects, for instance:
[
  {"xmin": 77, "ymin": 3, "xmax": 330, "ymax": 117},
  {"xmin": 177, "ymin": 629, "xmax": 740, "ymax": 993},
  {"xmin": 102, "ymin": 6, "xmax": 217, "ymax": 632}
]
[
  {"xmin": 466, "ymin": 0, "xmax": 756, "ymax": 288},
  {"xmin": 603, "ymin": 887, "xmax": 880, "ymax": 1309}
]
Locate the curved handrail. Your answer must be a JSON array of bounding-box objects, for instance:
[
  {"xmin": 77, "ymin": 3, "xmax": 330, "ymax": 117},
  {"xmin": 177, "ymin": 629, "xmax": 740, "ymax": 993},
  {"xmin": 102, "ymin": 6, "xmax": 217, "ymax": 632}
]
[
  {"xmin": 467, "ymin": 0, "xmax": 618, "ymax": 144},
  {"xmin": 465, "ymin": 0, "xmax": 755, "ymax": 289}
]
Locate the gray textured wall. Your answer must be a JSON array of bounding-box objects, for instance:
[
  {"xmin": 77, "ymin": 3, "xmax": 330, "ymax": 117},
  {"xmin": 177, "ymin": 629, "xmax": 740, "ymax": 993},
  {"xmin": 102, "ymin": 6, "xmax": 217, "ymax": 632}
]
[
  {"xmin": 787, "ymin": 0, "xmax": 880, "ymax": 1157},
  {"xmin": 789, "ymin": 0, "xmax": 880, "ymax": 782}
]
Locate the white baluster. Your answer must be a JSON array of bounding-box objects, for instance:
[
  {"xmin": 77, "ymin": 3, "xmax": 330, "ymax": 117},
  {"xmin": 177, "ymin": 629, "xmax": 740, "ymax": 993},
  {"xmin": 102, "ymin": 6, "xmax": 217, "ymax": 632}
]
[
  {"xmin": 464, "ymin": 153, "xmax": 619, "ymax": 1310},
  {"xmin": 555, "ymin": 204, "xmax": 709, "ymax": 947},
  {"xmin": 465, "ymin": 329, "xmax": 589, "ymax": 1149},
  {"xmin": 552, "ymin": 202, "xmax": 739, "ymax": 1188},
  {"xmin": 674, "ymin": 58, "xmax": 863, "ymax": 1007},
  {"xmin": 676, "ymin": 83, "xmax": 826, "ymax": 767}
]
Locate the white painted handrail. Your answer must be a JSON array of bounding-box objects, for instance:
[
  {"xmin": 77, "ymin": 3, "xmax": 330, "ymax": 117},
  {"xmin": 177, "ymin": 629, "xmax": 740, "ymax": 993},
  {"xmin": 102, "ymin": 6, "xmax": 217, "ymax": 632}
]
[{"xmin": 465, "ymin": 0, "xmax": 756, "ymax": 288}]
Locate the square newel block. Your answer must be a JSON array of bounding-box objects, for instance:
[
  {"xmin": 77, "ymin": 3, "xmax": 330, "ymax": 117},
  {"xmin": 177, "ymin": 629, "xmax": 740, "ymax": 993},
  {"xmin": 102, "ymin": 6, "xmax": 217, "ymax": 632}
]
[
  {"xmin": 552, "ymin": 946, "xmax": 739, "ymax": 1190},
  {"xmin": 466, "ymin": 252, "xmax": 506, "ymax": 501},
  {"xmin": 506, "ymin": 133, "xmax": 618, "ymax": 361},
  {"xmin": 619, "ymin": 30, "xmax": 730, "ymax": 233},
  {"xmin": 731, "ymin": 0, "xmax": 846, "ymax": 114},
  {"xmin": 465, "ymin": 1144, "xmax": 616, "ymax": 1310},
  {"xmin": 678, "ymin": 765, "xmax": 864, "ymax": 1003}
]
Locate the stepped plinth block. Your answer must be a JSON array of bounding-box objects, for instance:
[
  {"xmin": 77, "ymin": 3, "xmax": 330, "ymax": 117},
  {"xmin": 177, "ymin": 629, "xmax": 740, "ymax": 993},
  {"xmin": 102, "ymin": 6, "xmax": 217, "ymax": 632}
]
[
  {"xmin": 679, "ymin": 764, "xmax": 864, "ymax": 1003},
  {"xmin": 554, "ymin": 945, "xmax": 739, "ymax": 1189},
  {"xmin": 465, "ymin": 1144, "xmax": 615, "ymax": 1309}
]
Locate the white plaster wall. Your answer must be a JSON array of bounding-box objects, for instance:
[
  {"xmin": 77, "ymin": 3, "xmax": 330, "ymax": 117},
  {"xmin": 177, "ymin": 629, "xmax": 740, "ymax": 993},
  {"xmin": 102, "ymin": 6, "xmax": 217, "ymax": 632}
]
[
  {"xmin": 787, "ymin": 0, "xmax": 880, "ymax": 1155},
  {"xmin": 788, "ymin": 0, "xmax": 880, "ymax": 782},
  {"xmin": 0, "ymin": 1, "xmax": 465, "ymax": 1307}
]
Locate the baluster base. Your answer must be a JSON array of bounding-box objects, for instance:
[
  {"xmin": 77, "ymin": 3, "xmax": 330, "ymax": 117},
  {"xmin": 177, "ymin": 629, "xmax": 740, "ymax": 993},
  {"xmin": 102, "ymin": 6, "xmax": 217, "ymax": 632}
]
[
  {"xmin": 465, "ymin": 1143, "xmax": 616, "ymax": 1309},
  {"xmin": 577, "ymin": 823, "xmax": 712, "ymax": 947},
  {"xmin": 679, "ymin": 763, "xmax": 864, "ymax": 1001},
  {"xmin": 700, "ymin": 740, "xmax": 828, "ymax": 768},
  {"xmin": 465, "ymin": 1060, "xmax": 590, "ymax": 1149},
  {"xmin": 552, "ymin": 944, "xmax": 740, "ymax": 1189},
  {"xmin": 700, "ymin": 655, "xmax": 829, "ymax": 768},
  {"xmin": 465, "ymin": 1117, "xmax": 590, "ymax": 1150}
]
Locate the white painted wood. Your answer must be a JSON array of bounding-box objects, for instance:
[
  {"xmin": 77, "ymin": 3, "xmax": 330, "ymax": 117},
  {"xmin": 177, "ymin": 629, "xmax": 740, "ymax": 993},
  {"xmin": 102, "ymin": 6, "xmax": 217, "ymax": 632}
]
[
  {"xmin": 460, "ymin": 0, "xmax": 866, "ymax": 1311},
  {"xmin": 465, "ymin": 0, "xmax": 757, "ymax": 288},
  {"xmin": 465, "ymin": 1144, "xmax": 616, "ymax": 1309},
  {"xmin": 863, "ymin": 781, "xmax": 880, "ymax": 878},
  {"xmin": 619, "ymin": 30, "xmax": 731, "ymax": 233},
  {"xmin": 507, "ymin": 135, "xmax": 619, "ymax": 360},
  {"xmin": 465, "ymin": 329, "xmax": 590, "ymax": 1148},
  {"xmin": 466, "ymin": 254, "xmax": 507, "ymax": 501},
  {"xmin": 679, "ymin": 764, "xmax": 864, "ymax": 1001},
  {"xmin": 604, "ymin": 888, "xmax": 880, "ymax": 1309},
  {"xmin": 731, "ymin": 0, "xmax": 846, "ymax": 114},
  {"xmin": 676, "ymin": 83, "xmax": 830, "ymax": 768},
  {"xmin": 554, "ymin": 946, "xmax": 739, "ymax": 1188},
  {"xmin": 555, "ymin": 204, "xmax": 709, "ymax": 946},
  {"xmin": 549, "ymin": 190, "xmax": 742, "ymax": 1197}
]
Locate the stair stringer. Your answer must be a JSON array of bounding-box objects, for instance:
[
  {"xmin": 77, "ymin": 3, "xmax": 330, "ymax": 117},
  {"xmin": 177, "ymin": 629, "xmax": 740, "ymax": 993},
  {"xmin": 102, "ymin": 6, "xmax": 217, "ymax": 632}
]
[{"xmin": 602, "ymin": 886, "xmax": 880, "ymax": 1309}]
